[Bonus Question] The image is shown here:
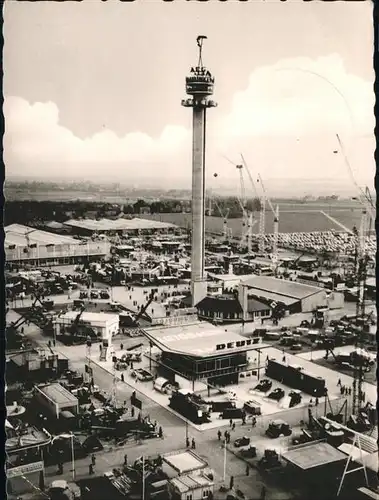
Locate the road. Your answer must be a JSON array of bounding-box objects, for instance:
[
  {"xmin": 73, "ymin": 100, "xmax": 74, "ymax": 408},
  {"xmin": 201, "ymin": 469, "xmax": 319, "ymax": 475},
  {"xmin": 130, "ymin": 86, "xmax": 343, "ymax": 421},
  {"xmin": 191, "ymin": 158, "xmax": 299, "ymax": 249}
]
[{"xmin": 41, "ymin": 358, "xmax": 296, "ymax": 500}]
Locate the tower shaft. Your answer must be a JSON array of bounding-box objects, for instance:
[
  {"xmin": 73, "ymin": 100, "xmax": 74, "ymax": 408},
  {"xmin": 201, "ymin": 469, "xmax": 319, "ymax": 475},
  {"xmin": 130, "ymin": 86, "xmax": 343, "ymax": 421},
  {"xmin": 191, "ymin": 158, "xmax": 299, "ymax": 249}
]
[{"xmin": 191, "ymin": 107, "xmax": 206, "ymax": 289}]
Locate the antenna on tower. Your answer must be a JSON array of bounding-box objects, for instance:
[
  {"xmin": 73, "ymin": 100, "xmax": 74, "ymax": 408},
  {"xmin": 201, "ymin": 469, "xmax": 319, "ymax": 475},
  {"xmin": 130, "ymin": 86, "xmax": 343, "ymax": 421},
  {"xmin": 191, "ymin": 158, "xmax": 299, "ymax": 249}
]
[{"xmin": 196, "ymin": 35, "xmax": 207, "ymax": 68}]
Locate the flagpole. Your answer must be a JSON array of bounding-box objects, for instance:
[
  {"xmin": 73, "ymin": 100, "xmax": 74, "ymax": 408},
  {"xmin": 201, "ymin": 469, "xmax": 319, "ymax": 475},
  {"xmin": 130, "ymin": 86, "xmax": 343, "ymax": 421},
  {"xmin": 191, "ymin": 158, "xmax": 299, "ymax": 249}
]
[
  {"xmin": 142, "ymin": 455, "xmax": 145, "ymax": 500},
  {"xmin": 223, "ymin": 439, "xmax": 227, "ymax": 481}
]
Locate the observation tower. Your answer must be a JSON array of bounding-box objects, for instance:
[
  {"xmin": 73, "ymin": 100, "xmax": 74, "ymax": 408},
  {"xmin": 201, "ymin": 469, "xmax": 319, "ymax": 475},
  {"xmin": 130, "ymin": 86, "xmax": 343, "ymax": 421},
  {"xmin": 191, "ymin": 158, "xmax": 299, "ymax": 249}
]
[{"xmin": 182, "ymin": 36, "xmax": 217, "ymax": 306}]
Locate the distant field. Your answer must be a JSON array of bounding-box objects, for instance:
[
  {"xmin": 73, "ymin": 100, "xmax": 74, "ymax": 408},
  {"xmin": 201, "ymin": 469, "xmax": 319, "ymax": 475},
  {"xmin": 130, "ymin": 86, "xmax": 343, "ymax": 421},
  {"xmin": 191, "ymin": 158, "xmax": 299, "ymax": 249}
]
[
  {"xmin": 139, "ymin": 209, "xmax": 365, "ymax": 236},
  {"xmin": 5, "ymin": 188, "xmax": 373, "ymax": 235},
  {"xmin": 5, "ymin": 190, "xmax": 130, "ymax": 203}
]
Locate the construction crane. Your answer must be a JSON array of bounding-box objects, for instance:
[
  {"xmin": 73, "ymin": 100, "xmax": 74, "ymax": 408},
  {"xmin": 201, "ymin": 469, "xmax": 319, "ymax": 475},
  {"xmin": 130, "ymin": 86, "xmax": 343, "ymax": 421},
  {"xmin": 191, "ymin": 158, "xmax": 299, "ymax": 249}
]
[
  {"xmin": 213, "ymin": 200, "xmax": 232, "ymax": 241},
  {"xmin": 256, "ymin": 173, "xmax": 279, "ymax": 269},
  {"xmin": 133, "ymin": 290, "xmax": 156, "ymax": 325},
  {"xmin": 335, "ymin": 134, "xmax": 374, "ymax": 414},
  {"xmin": 351, "ymin": 209, "xmax": 371, "ymax": 415},
  {"xmin": 210, "ymin": 172, "xmax": 233, "ymax": 241},
  {"xmin": 236, "ymin": 164, "xmax": 250, "ymax": 249},
  {"xmin": 69, "ymin": 306, "xmax": 86, "ymax": 336},
  {"xmin": 335, "ymin": 134, "xmax": 375, "ymax": 223},
  {"xmin": 222, "ymin": 156, "xmax": 251, "ymax": 248}
]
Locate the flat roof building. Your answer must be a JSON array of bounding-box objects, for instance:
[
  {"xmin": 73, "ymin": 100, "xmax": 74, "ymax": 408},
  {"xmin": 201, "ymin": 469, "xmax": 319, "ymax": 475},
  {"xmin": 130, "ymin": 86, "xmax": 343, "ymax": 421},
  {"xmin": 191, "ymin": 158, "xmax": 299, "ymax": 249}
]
[
  {"xmin": 239, "ymin": 275, "xmax": 328, "ymax": 316},
  {"xmin": 53, "ymin": 311, "xmax": 119, "ymax": 342},
  {"xmin": 143, "ymin": 323, "xmax": 269, "ymax": 388},
  {"xmin": 64, "ymin": 217, "xmax": 176, "ymax": 235},
  {"xmin": 35, "ymin": 383, "xmax": 79, "ymax": 419},
  {"xmin": 5, "ymin": 223, "xmax": 109, "ymax": 266}
]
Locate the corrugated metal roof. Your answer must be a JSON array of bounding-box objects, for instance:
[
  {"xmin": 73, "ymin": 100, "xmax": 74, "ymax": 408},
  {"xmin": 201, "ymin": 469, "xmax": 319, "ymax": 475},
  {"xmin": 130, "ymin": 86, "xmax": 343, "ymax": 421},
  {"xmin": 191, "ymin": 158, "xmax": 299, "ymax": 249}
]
[
  {"xmin": 247, "ymin": 289, "xmax": 299, "ymax": 306},
  {"xmin": 64, "ymin": 217, "xmax": 176, "ymax": 232},
  {"xmin": 242, "ymin": 276, "xmax": 324, "ymax": 300},
  {"xmin": 5, "ymin": 224, "xmax": 79, "ymax": 247}
]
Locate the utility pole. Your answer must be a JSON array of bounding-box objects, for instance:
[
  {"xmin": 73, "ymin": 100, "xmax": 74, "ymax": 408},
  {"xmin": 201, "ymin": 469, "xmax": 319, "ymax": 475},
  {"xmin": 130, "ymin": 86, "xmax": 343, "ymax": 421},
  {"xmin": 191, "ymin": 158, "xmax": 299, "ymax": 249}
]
[{"xmin": 142, "ymin": 455, "xmax": 145, "ymax": 500}]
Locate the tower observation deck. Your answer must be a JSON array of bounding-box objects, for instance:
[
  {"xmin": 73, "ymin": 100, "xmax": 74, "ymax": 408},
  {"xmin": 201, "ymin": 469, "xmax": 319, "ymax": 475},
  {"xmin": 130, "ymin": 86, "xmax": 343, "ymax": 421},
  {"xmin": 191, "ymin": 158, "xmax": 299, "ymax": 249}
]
[{"xmin": 182, "ymin": 36, "xmax": 217, "ymax": 307}]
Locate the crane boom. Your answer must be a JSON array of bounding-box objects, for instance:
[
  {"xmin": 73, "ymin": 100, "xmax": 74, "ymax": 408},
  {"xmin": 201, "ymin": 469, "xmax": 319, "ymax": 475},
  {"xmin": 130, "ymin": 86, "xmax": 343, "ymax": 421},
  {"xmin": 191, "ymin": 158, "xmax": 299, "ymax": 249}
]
[
  {"xmin": 240, "ymin": 153, "xmax": 259, "ymax": 199},
  {"xmin": 257, "ymin": 173, "xmax": 275, "ymax": 216},
  {"xmin": 335, "ymin": 134, "xmax": 375, "ymax": 221}
]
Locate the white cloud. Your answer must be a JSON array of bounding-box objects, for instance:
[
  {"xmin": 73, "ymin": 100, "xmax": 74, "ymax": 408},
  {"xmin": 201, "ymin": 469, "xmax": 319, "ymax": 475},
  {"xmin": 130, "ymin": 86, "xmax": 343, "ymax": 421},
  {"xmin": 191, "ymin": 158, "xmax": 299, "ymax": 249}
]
[{"xmin": 4, "ymin": 54, "xmax": 375, "ymax": 190}]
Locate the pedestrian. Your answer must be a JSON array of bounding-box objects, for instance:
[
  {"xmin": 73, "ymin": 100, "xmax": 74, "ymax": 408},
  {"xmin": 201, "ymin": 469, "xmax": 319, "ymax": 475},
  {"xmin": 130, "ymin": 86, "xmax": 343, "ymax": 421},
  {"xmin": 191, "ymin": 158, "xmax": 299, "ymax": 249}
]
[
  {"xmin": 89, "ymin": 463, "xmax": 94, "ymax": 475},
  {"xmin": 227, "ymin": 432, "xmax": 231, "ymax": 444},
  {"xmin": 246, "ymin": 464, "xmax": 250, "ymax": 476},
  {"xmin": 315, "ymin": 397, "xmax": 319, "ymax": 406},
  {"xmin": 242, "ymin": 415, "xmax": 246, "ymax": 425},
  {"xmin": 124, "ymin": 454, "xmax": 128, "ymax": 466},
  {"xmin": 252, "ymin": 416, "xmax": 257, "ymax": 427},
  {"xmin": 120, "ymin": 343, "xmax": 123, "ymax": 350},
  {"xmin": 229, "ymin": 476, "xmax": 234, "ymax": 490},
  {"xmin": 217, "ymin": 430, "xmax": 222, "ymax": 441},
  {"xmin": 224, "ymin": 430, "xmax": 228, "ymax": 439},
  {"xmin": 229, "ymin": 419, "xmax": 233, "ymax": 427},
  {"xmin": 121, "ymin": 373, "xmax": 124, "ymax": 382},
  {"xmin": 186, "ymin": 437, "xmax": 190, "ymax": 448},
  {"xmin": 261, "ymin": 485, "xmax": 267, "ymax": 500},
  {"xmin": 232, "ymin": 422, "xmax": 236, "ymax": 431},
  {"xmin": 191, "ymin": 438, "xmax": 196, "ymax": 449},
  {"xmin": 337, "ymin": 378, "xmax": 341, "ymax": 387},
  {"xmin": 159, "ymin": 426, "xmax": 163, "ymax": 438},
  {"xmin": 91, "ymin": 454, "xmax": 96, "ymax": 466},
  {"xmin": 282, "ymin": 355, "xmax": 286, "ymax": 363},
  {"xmin": 341, "ymin": 386, "xmax": 345, "ymax": 395},
  {"xmin": 131, "ymin": 407, "xmax": 135, "ymax": 417}
]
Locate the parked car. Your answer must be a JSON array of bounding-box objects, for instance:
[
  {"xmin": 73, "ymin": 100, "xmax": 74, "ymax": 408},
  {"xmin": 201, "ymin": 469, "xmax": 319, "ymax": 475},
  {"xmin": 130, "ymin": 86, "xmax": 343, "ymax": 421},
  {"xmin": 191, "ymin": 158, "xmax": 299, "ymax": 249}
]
[
  {"xmin": 254, "ymin": 379, "xmax": 272, "ymax": 392},
  {"xmin": 268, "ymin": 388, "xmax": 285, "ymax": 401},
  {"xmin": 266, "ymin": 420, "xmax": 292, "ymax": 438},
  {"xmin": 131, "ymin": 368, "xmax": 154, "ymax": 382},
  {"xmin": 289, "ymin": 390, "xmax": 302, "ymax": 408},
  {"xmin": 290, "ymin": 343, "xmax": 303, "ymax": 351},
  {"xmin": 234, "ymin": 436, "xmax": 250, "ymax": 448}
]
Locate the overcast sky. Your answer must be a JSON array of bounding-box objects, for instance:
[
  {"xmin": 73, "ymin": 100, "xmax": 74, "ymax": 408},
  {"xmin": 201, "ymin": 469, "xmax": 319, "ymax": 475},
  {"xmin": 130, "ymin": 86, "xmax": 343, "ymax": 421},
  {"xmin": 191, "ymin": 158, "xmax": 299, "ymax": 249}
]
[{"xmin": 3, "ymin": 1, "xmax": 375, "ymax": 194}]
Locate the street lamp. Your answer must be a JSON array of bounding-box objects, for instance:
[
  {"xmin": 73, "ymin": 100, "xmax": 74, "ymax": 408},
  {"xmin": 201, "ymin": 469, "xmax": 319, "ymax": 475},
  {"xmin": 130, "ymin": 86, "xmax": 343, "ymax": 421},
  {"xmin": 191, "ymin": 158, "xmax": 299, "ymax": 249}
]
[
  {"xmin": 222, "ymin": 439, "xmax": 227, "ymax": 481},
  {"xmin": 56, "ymin": 433, "xmax": 76, "ymax": 480}
]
